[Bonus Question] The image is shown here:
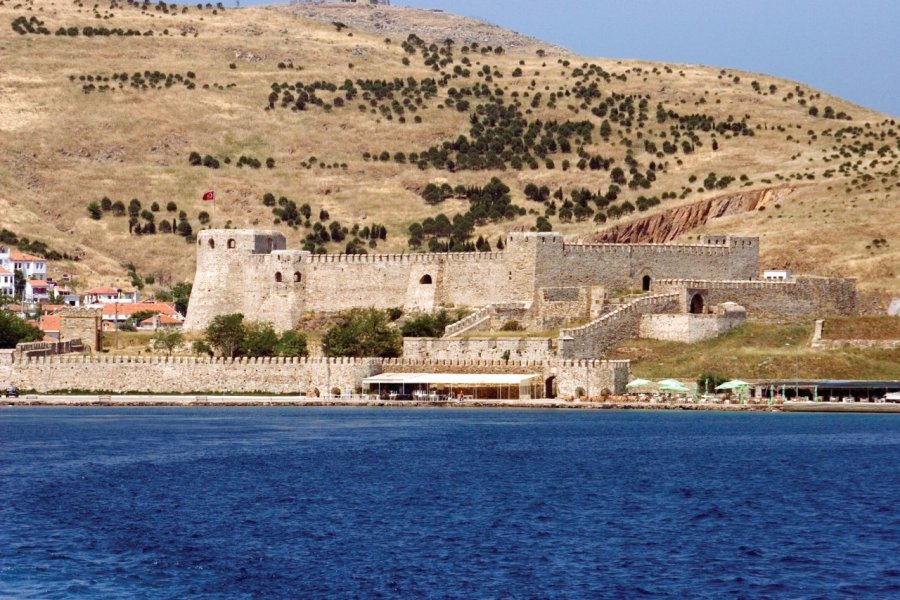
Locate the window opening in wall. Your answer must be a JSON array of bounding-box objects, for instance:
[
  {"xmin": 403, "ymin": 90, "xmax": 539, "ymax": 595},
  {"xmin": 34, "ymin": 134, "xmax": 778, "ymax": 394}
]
[
  {"xmin": 275, "ymin": 272, "xmax": 283, "ymax": 283},
  {"xmin": 690, "ymin": 293, "xmax": 705, "ymax": 314},
  {"xmin": 642, "ymin": 275, "xmax": 651, "ymax": 292},
  {"xmin": 267, "ymin": 237, "xmax": 274, "ymax": 252},
  {"xmin": 293, "ymin": 272, "xmax": 302, "ymax": 283},
  {"xmin": 208, "ymin": 239, "xmax": 215, "ymax": 249},
  {"xmin": 419, "ymin": 274, "xmax": 433, "ymax": 285},
  {"xmin": 227, "ymin": 239, "xmax": 236, "ymax": 249}
]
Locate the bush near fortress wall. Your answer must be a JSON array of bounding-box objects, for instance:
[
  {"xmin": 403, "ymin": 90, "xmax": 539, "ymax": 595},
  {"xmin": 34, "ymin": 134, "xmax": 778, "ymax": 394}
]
[
  {"xmin": 202, "ymin": 313, "xmax": 308, "ymax": 358},
  {"xmin": 323, "ymin": 309, "xmax": 402, "ymax": 358},
  {"xmin": 0, "ymin": 312, "xmax": 43, "ymax": 348}
]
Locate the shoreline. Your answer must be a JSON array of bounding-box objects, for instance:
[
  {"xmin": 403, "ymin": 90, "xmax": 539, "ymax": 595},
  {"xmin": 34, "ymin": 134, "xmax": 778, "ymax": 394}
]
[{"xmin": 4, "ymin": 395, "xmax": 900, "ymax": 413}]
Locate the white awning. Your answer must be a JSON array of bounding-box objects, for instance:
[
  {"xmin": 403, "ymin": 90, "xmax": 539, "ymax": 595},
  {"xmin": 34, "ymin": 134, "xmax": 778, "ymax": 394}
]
[{"xmin": 363, "ymin": 373, "xmax": 541, "ymax": 386}]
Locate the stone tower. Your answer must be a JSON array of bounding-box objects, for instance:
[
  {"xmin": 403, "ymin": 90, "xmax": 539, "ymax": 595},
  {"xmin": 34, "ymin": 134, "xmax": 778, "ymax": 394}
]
[{"xmin": 184, "ymin": 229, "xmax": 293, "ymax": 331}]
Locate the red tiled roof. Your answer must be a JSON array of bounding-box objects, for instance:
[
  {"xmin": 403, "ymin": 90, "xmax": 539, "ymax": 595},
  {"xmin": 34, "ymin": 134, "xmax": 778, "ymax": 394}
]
[
  {"xmin": 11, "ymin": 252, "xmax": 46, "ymax": 262},
  {"xmin": 100, "ymin": 302, "xmax": 180, "ymax": 317},
  {"xmin": 84, "ymin": 287, "xmax": 119, "ymax": 295},
  {"xmin": 27, "ymin": 280, "xmax": 50, "ymax": 287},
  {"xmin": 0, "ymin": 268, "xmax": 12, "ymax": 275},
  {"xmin": 39, "ymin": 314, "xmax": 61, "ymax": 333},
  {"xmin": 140, "ymin": 314, "xmax": 184, "ymax": 326}
]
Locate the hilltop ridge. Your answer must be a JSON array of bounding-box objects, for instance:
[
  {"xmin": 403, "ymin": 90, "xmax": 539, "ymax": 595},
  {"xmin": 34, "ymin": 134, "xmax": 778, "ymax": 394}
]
[{"xmin": 0, "ymin": 0, "xmax": 896, "ymax": 305}]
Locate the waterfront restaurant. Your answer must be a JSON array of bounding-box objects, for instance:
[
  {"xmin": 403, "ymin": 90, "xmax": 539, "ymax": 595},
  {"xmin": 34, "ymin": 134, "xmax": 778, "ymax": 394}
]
[
  {"xmin": 362, "ymin": 373, "xmax": 543, "ymax": 401},
  {"xmin": 752, "ymin": 380, "xmax": 900, "ymax": 402}
]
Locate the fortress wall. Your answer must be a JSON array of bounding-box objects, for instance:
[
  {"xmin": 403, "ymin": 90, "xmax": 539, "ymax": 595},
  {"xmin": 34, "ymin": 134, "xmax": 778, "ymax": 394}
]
[
  {"xmin": 440, "ymin": 254, "xmax": 521, "ymax": 306},
  {"xmin": 402, "ymin": 337, "xmax": 553, "ymax": 361},
  {"xmin": 654, "ymin": 278, "xmax": 858, "ymax": 316},
  {"xmin": 0, "ymin": 352, "xmax": 630, "ymax": 396},
  {"xmin": 533, "ymin": 287, "xmax": 590, "ymax": 329},
  {"xmin": 639, "ymin": 312, "xmax": 746, "ymax": 343},
  {"xmin": 559, "ymin": 293, "xmax": 680, "ymax": 359},
  {"xmin": 538, "ymin": 239, "xmax": 759, "ymax": 291},
  {"xmin": 299, "ymin": 252, "xmax": 511, "ymax": 314},
  {"xmin": 381, "ymin": 357, "xmax": 630, "ymax": 397},
  {"xmin": 1, "ymin": 353, "xmax": 381, "ymax": 395}
]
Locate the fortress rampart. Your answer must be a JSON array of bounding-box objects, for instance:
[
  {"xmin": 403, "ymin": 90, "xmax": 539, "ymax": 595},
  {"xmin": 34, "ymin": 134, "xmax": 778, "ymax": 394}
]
[
  {"xmin": 653, "ymin": 277, "xmax": 858, "ymax": 316},
  {"xmin": 0, "ymin": 351, "xmax": 628, "ymax": 398},
  {"xmin": 184, "ymin": 230, "xmax": 761, "ymax": 332},
  {"xmin": 558, "ymin": 293, "xmax": 681, "ymax": 359}
]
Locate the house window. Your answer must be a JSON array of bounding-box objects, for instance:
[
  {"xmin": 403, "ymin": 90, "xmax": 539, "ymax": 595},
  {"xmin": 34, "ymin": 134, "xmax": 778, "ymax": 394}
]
[
  {"xmin": 293, "ymin": 272, "xmax": 302, "ymax": 283},
  {"xmin": 419, "ymin": 274, "xmax": 433, "ymax": 284},
  {"xmin": 275, "ymin": 272, "xmax": 283, "ymax": 283}
]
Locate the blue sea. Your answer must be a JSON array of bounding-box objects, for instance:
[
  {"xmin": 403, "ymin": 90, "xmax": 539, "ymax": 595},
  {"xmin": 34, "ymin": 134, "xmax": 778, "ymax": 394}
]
[{"xmin": 2, "ymin": 408, "xmax": 899, "ymax": 598}]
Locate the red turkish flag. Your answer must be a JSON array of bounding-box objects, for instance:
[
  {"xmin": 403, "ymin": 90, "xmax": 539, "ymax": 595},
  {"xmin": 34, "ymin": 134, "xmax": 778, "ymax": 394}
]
[{"xmin": 202, "ymin": 191, "xmax": 215, "ymax": 201}]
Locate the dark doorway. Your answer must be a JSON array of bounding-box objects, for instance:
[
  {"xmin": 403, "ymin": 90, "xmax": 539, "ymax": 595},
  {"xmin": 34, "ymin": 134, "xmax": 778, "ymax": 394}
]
[
  {"xmin": 419, "ymin": 274, "xmax": 433, "ymax": 284},
  {"xmin": 642, "ymin": 275, "xmax": 651, "ymax": 291},
  {"xmin": 545, "ymin": 376, "xmax": 557, "ymax": 399},
  {"xmin": 690, "ymin": 293, "xmax": 705, "ymax": 314}
]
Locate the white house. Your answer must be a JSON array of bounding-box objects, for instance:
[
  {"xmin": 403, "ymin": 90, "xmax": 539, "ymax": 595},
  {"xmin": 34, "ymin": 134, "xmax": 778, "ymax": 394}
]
[
  {"xmin": 82, "ymin": 287, "xmax": 138, "ymax": 306},
  {"xmin": 0, "ymin": 268, "xmax": 13, "ymax": 297},
  {"xmin": 0, "ymin": 250, "xmax": 48, "ymax": 280},
  {"xmin": 763, "ymin": 269, "xmax": 792, "ymax": 282},
  {"xmin": 25, "ymin": 279, "xmax": 53, "ymax": 303}
]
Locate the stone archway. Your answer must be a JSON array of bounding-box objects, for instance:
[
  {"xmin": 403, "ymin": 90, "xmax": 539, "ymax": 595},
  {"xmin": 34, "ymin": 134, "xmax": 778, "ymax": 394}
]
[
  {"xmin": 545, "ymin": 376, "xmax": 557, "ymax": 399},
  {"xmin": 690, "ymin": 293, "xmax": 705, "ymax": 314},
  {"xmin": 642, "ymin": 274, "xmax": 651, "ymax": 292}
]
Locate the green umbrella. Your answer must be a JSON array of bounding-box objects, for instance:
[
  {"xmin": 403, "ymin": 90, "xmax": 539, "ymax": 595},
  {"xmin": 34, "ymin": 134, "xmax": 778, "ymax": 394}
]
[
  {"xmin": 625, "ymin": 378, "xmax": 653, "ymax": 389},
  {"xmin": 660, "ymin": 382, "xmax": 691, "ymax": 393},
  {"xmin": 658, "ymin": 379, "xmax": 684, "ymax": 387},
  {"xmin": 715, "ymin": 380, "xmax": 750, "ymax": 391}
]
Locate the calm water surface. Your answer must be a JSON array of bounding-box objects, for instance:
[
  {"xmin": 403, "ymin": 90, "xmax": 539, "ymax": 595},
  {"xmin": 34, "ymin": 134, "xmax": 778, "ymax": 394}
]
[{"xmin": 2, "ymin": 408, "xmax": 899, "ymax": 598}]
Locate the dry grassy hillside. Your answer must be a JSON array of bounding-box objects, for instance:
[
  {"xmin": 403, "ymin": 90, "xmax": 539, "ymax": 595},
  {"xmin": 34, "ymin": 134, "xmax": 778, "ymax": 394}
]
[{"xmin": 1, "ymin": 0, "xmax": 897, "ymax": 303}]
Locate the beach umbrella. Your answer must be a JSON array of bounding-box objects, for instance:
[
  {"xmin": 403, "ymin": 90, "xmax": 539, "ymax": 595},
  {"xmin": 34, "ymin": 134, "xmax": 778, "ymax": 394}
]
[
  {"xmin": 625, "ymin": 378, "xmax": 653, "ymax": 389},
  {"xmin": 658, "ymin": 379, "xmax": 684, "ymax": 387},
  {"xmin": 660, "ymin": 382, "xmax": 691, "ymax": 394},
  {"xmin": 715, "ymin": 380, "xmax": 750, "ymax": 391}
]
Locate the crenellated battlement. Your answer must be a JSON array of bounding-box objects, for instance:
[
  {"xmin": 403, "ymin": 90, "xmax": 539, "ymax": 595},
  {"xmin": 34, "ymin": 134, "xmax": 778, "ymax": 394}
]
[{"xmin": 302, "ymin": 251, "xmax": 504, "ymax": 265}]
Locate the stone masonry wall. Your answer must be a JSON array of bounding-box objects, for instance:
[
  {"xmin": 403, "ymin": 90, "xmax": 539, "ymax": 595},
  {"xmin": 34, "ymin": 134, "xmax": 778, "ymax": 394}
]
[
  {"xmin": 0, "ymin": 352, "xmax": 630, "ymax": 397},
  {"xmin": 380, "ymin": 358, "xmax": 630, "ymax": 398},
  {"xmin": 402, "ymin": 337, "xmax": 553, "ymax": 361},
  {"xmin": 639, "ymin": 312, "xmax": 746, "ymax": 343},
  {"xmin": 558, "ymin": 293, "xmax": 680, "ymax": 359},
  {"xmin": 533, "ymin": 236, "xmax": 759, "ymax": 292},
  {"xmin": 0, "ymin": 353, "xmax": 380, "ymax": 395},
  {"xmin": 654, "ymin": 277, "xmax": 858, "ymax": 317}
]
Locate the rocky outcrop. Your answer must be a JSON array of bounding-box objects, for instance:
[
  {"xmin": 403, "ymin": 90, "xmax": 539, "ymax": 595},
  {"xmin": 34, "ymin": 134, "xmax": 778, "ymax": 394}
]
[
  {"xmin": 280, "ymin": 3, "xmax": 564, "ymax": 51},
  {"xmin": 583, "ymin": 186, "xmax": 797, "ymax": 244}
]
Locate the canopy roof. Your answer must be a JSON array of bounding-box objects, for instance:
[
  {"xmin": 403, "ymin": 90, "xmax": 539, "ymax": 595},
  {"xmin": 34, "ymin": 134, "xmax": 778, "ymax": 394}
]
[{"xmin": 363, "ymin": 373, "xmax": 541, "ymax": 386}]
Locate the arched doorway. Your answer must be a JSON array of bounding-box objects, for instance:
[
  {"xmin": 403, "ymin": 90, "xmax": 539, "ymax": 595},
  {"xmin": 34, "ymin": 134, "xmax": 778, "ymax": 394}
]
[
  {"xmin": 690, "ymin": 293, "xmax": 705, "ymax": 314},
  {"xmin": 642, "ymin": 275, "xmax": 651, "ymax": 291},
  {"xmin": 275, "ymin": 272, "xmax": 283, "ymax": 283},
  {"xmin": 419, "ymin": 274, "xmax": 433, "ymax": 284},
  {"xmin": 545, "ymin": 376, "xmax": 557, "ymax": 399}
]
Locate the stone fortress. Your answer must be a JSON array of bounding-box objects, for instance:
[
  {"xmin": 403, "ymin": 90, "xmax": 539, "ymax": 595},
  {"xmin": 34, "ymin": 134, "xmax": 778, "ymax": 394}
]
[
  {"xmin": 2, "ymin": 229, "xmax": 857, "ymax": 399},
  {"xmin": 185, "ymin": 229, "xmax": 856, "ymax": 364}
]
